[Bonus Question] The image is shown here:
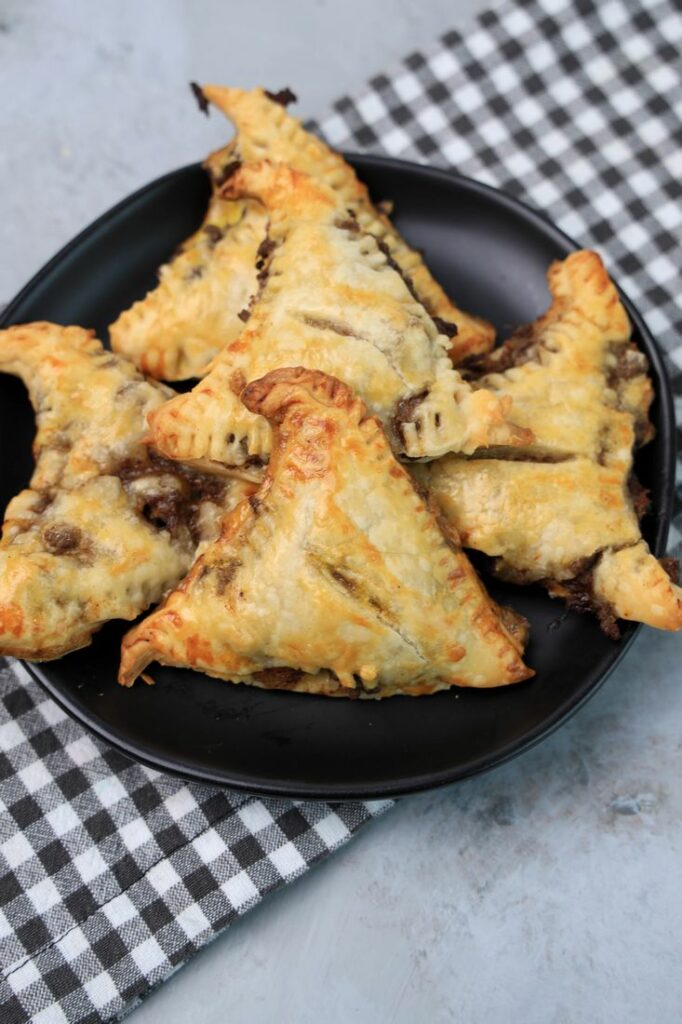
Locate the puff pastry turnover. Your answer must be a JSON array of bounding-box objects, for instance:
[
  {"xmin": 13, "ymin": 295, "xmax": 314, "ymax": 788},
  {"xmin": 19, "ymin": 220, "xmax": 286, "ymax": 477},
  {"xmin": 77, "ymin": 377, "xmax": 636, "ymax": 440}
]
[
  {"xmin": 119, "ymin": 368, "xmax": 532, "ymax": 695},
  {"xmin": 110, "ymin": 194, "xmax": 266, "ymax": 381},
  {"xmin": 200, "ymin": 85, "xmax": 495, "ymax": 364},
  {"xmin": 148, "ymin": 162, "xmax": 530, "ymax": 478},
  {"xmin": 426, "ymin": 251, "xmax": 682, "ymax": 633},
  {"xmin": 110, "ymin": 85, "xmax": 493, "ymax": 379},
  {"xmin": 463, "ymin": 249, "xmax": 654, "ymax": 462},
  {"xmin": 0, "ymin": 323, "xmax": 253, "ymax": 659}
]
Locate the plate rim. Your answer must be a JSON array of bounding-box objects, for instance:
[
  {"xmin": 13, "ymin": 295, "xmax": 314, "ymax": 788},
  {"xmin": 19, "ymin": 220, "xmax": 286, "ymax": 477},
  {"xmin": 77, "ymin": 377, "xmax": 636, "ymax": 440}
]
[{"xmin": 1, "ymin": 154, "xmax": 676, "ymax": 800}]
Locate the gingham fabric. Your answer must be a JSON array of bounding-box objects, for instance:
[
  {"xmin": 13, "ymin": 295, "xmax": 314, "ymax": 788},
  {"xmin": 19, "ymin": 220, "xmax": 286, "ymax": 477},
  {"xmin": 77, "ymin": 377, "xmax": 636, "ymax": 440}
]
[
  {"xmin": 1, "ymin": 0, "xmax": 681, "ymax": 1020},
  {"xmin": 0, "ymin": 666, "xmax": 391, "ymax": 1024}
]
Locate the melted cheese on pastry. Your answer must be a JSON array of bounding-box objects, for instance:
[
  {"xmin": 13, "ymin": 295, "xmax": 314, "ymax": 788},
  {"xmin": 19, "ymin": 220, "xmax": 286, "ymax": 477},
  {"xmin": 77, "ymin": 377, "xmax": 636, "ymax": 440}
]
[
  {"xmin": 119, "ymin": 368, "xmax": 532, "ymax": 695},
  {"xmin": 0, "ymin": 323, "xmax": 254, "ymax": 659},
  {"xmin": 147, "ymin": 162, "xmax": 530, "ymax": 477}
]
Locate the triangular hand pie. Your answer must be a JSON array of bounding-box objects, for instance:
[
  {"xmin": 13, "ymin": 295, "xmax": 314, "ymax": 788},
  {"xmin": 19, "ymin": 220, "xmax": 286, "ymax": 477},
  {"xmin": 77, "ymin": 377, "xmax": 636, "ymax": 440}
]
[
  {"xmin": 109, "ymin": 85, "xmax": 493, "ymax": 380},
  {"xmin": 463, "ymin": 249, "xmax": 654, "ymax": 461},
  {"xmin": 119, "ymin": 368, "xmax": 532, "ymax": 695},
  {"xmin": 0, "ymin": 323, "xmax": 254, "ymax": 659},
  {"xmin": 110, "ymin": 193, "xmax": 267, "ymax": 381},
  {"xmin": 425, "ymin": 457, "xmax": 682, "ymax": 632},
  {"xmin": 147, "ymin": 162, "xmax": 530, "ymax": 478},
  {"xmin": 425, "ymin": 252, "xmax": 681, "ymax": 633},
  {"xmin": 199, "ymin": 85, "xmax": 495, "ymax": 364}
]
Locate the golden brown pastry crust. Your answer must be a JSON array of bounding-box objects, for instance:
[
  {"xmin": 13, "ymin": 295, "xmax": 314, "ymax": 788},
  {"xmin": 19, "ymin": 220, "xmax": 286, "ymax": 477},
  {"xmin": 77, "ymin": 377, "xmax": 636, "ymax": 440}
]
[
  {"xmin": 0, "ymin": 323, "xmax": 253, "ymax": 659},
  {"xmin": 147, "ymin": 162, "xmax": 530, "ymax": 477},
  {"xmin": 201, "ymin": 85, "xmax": 495, "ymax": 364},
  {"xmin": 589, "ymin": 544, "xmax": 682, "ymax": 631},
  {"xmin": 109, "ymin": 190, "xmax": 266, "ymax": 381},
  {"xmin": 119, "ymin": 368, "xmax": 532, "ymax": 695},
  {"xmin": 112, "ymin": 84, "xmax": 493, "ymax": 382},
  {"xmin": 465, "ymin": 250, "xmax": 653, "ymax": 461},
  {"xmin": 427, "ymin": 251, "xmax": 681, "ymax": 633},
  {"xmin": 426, "ymin": 457, "xmax": 641, "ymax": 584}
]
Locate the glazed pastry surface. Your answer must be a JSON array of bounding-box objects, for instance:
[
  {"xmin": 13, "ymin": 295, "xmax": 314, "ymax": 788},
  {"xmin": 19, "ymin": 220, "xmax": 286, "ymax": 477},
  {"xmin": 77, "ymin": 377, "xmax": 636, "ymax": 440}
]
[
  {"xmin": 120, "ymin": 368, "xmax": 532, "ymax": 694},
  {"xmin": 202, "ymin": 85, "xmax": 495, "ymax": 364},
  {"xmin": 0, "ymin": 323, "xmax": 253, "ymax": 659},
  {"xmin": 147, "ymin": 162, "xmax": 529, "ymax": 478},
  {"xmin": 427, "ymin": 251, "xmax": 681, "ymax": 633},
  {"xmin": 110, "ymin": 85, "xmax": 493, "ymax": 380},
  {"xmin": 110, "ymin": 196, "xmax": 266, "ymax": 381},
  {"xmin": 465, "ymin": 250, "xmax": 653, "ymax": 462}
]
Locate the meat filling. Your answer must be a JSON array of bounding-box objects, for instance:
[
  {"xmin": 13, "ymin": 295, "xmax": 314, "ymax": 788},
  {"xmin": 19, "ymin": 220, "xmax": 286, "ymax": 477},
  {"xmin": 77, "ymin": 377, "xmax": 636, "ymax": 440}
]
[
  {"xmin": 214, "ymin": 159, "xmax": 242, "ymax": 188},
  {"xmin": 628, "ymin": 474, "xmax": 650, "ymax": 520},
  {"xmin": 202, "ymin": 224, "xmax": 224, "ymax": 248},
  {"xmin": 461, "ymin": 325, "xmax": 540, "ymax": 378},
  {"xmin": 551, "ymin": 565, "xmax": 620, "ymax": 640},
  {"xmin": 42, "ymin": 522, "xmax": 82, "ymax": 555},
  {"xmin": 606, "ymin": 342, "xmax": 649, "ymax": 389},
  {"xmin": 252, "ymin": 666, "xmax": 305, "ymax": 689},
  {"xmin": 392, "ymin": 390, "xmax": 428, "ymax": 443},
  {"xmin": 118, "ymin": 452, "xmax": 226, "ymax": 542},
  {"xmin": 431, "ymin": 316, "xmax": 458, "ymax": 338}
]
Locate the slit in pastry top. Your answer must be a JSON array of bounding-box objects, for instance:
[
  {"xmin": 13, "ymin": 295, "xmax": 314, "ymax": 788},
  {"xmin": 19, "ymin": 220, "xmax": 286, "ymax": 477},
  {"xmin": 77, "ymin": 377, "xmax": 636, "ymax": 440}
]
[
  {"xmin": 0, "ymin": 323, "xmax": 254, "ymax": 660},
  {"xmin": 120, "ymin": 367, "xmax": 532, "ymax": 695},
  {"xmin": 147, "ymin": 162, "xmax": 531, "ymax": 478},
  {"xmin": 109, "ymin": 85, "xmax": 493, "ymax": 380}
]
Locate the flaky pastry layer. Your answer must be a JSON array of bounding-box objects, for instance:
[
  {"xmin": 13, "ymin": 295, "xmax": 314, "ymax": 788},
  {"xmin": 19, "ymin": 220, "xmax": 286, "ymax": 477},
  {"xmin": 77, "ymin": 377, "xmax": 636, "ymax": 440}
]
[
  {"xmin": 110, "ymin": 198, "xmax": 266, "ymax": 380},
  {"xmin": 120, "ymin": 368, "xmax": 532, "ymax": 695},
  {"xmin": 202, "ymin": 85, "xmax": 495, "ymax": 363},
  {"xmin": 466, "ymin": 250, "xmax": 653, "ymax": 463},
  {"xmin": 426, "ymin": 252, "xmax": 680, "ymax": 633},
  {"xmin": 110, "ymin": 85, "xmax": 494, "ymax": 381},
  {"xmin": 147, "ymin": 162, "xmax": 530, "ymax": 475},
  {"xmin": 0, "ymin": 323, "xmax": 253, "ymax": 659}
]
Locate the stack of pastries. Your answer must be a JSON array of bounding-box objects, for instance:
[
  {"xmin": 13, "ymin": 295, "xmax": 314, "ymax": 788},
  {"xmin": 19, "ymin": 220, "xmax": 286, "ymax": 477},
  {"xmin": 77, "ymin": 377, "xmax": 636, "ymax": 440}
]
[{"xmin": 0, "ymin": 85, "xmax": 679, "ymax": 699}]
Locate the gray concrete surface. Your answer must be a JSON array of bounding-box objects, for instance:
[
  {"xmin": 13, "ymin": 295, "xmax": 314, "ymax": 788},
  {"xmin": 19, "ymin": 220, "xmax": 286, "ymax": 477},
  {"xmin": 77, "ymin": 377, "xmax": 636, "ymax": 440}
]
[
  {"xmin": 3, "ymin": 2, "xmax": 682, "ymax": 1023},
  {"xmin": 129, "ymin": 627, "xmax": 682, "ymax": 1024},
  {"xmin": 0, "ymin": 0, "xmax": 488, "ymax": 304}
]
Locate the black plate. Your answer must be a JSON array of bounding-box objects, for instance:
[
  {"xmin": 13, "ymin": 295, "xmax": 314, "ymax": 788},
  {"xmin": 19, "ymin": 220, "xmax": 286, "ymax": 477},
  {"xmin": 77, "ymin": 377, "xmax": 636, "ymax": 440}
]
[{"xmin": 0, "ymin": 156, "xmax": 674, "ymax": 799}]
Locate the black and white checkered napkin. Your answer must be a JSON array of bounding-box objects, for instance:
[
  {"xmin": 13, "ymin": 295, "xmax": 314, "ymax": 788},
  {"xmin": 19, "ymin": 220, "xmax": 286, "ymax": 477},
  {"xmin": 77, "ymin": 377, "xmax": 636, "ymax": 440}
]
[{"xmin": 2, "ymin": 0, "xmax": 680, "ymax": 1019}]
